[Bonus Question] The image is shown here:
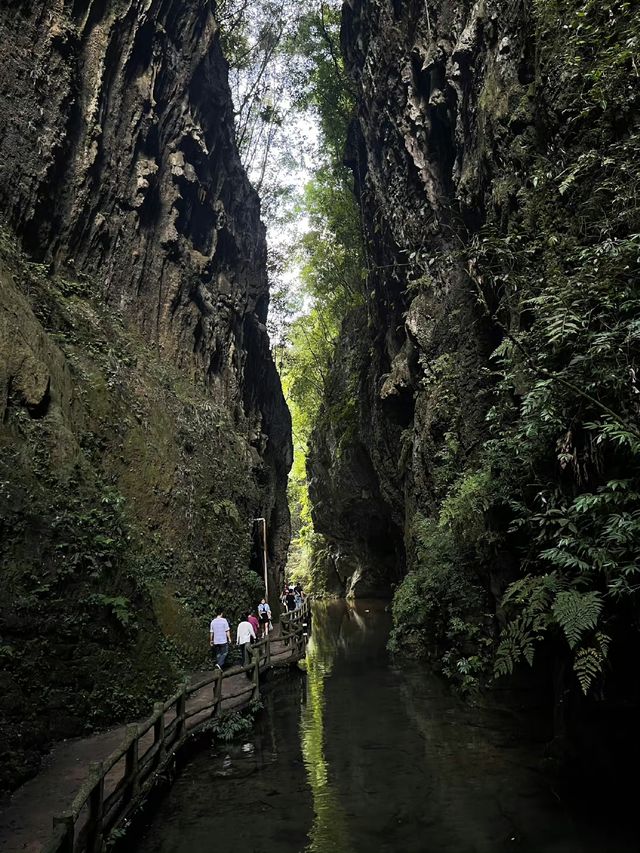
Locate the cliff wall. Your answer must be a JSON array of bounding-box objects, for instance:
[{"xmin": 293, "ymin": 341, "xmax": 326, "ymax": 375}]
[
  {"xmin": 309, "ymin": 0, "xmax": 640, "ymax": 776},
  {"xmin": 310, "ymin": 0, "xmax": 519, "ymax": 598},
  {"xmin": 0, "ymin": 0, "xmax": 291, "ymax": 790}
]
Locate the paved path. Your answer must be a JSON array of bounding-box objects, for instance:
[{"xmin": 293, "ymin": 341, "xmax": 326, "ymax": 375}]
[{"xmin": 0, "ymin": 635, "xmax": 299, "ymax": 853}]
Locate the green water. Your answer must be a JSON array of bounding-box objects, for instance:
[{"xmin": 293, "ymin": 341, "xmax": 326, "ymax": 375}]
[{"xmin": 133, "ymin": 600, "xmax": 635, "ymax": 853}]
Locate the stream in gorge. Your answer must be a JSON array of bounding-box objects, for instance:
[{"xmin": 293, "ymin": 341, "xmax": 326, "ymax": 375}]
[{"xmin": 132, "ymin": 601, "xmax": 636, "ymax": 853}]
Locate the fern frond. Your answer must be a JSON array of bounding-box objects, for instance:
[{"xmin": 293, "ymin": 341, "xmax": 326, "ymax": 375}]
[
  {"xmin": 574, "ymin": 645, "xmax": 604, "ymax": 695},
  {"xmin": 595, "ymin": 631, "xmax": 611, "ymax": 657},
  {"xmin": 552, "ymin": 589, "xmax": 603, "ymax": 648},
  {"xmin": 494, "ymin": 615, "xmax": 541, "ymax": 677},
  {"xmin": 501, "ymin": 572, "xmax": 558, "ymax": 611}
]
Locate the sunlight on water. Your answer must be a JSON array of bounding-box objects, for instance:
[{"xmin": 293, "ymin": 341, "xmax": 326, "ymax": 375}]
[
  {"xmin": 300, "ymin": 608, "xmax": 354, "ymax": 853},
  {"xmin": 132, "ymin": 600, "xmax": 636, "ymax": 853}
]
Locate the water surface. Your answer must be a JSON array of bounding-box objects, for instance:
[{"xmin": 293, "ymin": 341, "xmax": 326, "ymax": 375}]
[{"xmin": 134, "ymin": 600, "xmax": 636, "ymax": 853}]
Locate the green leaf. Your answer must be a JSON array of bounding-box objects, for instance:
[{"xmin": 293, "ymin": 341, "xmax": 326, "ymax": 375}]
[{"xmin": 552, "ymin": 590, "xmax": 603, "ymax": 648}]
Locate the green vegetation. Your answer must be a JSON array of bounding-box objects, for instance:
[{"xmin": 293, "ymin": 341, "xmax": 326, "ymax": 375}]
[
  {"xmin": 226, "ymin": 0, "xmax": 639, "ymax": 703},
  {"xmin": 215, "ymin": 1, "xmax": 359, "ymax": 590},
  {"xmin": 203, "ymin": 699, "xmax": 264, "ymax": 742},
  {"xmin": 390, "ymin": 0, "xmax": 640, "ymax": 694},
  {"xmin": 389, "ymin": 459, "xmax": 499, "ymax": 691},
  {"xmin": 222, "ymin": 1, "xmax": 367, "ymax": 590},
  {"xmin": 282, "ymin": 165, "xmax": 365, "ymax": 588},
  {"xmin": 0, "ymin": 230, "xmax": 272, "ymax": 787}
]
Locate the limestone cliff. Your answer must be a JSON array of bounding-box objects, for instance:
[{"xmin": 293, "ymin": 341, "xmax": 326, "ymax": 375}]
[
  {"xmin": 309, "ymin": 0, "xmax": 505, "ymax": 597},
  {"xmin": 309, "ymin": 0, "xmax": 640, "ymax": 773},
  {"xmin": 0, "ymin": 0, "xmax": 291, "ymax": 790}
]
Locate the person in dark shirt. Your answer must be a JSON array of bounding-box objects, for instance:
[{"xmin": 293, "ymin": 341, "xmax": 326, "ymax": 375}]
[
  {"xmin": 248, "ymin": 610, "xmax": 260, "ymax": 637},
  {"xmin": 285, "ymin": 588, "xmax": 296, "ymax": 612}
]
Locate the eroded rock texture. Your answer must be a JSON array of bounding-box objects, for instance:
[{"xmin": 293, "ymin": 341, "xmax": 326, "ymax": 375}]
[
  {"xmin": 0, "ymin": 0, "xmax": 290, "ymax": 790},
  {"xmin": 312, "ymin": 0, "xmax": 638, "ymax": 623},
  {"xmin": 310, "ymin": 0, "xmax": 504, "ymax": 596},
  {"xmin": 0, "ymin": 0, "xmax": 286, "ymax": 430},
  {"xmin": 311, "ymin": 0, "xmax": 640, "ymax": 782}
]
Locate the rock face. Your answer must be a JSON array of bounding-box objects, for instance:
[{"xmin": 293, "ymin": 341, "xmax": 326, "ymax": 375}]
[
  {"xmin": 308, "ymin": 309, "xmax": 407, "ymax": 597},
  {"xmin": 309, "ymin": 0, "xmax": 640, "ymax": 775},
  {"xmin": 0, "ymin": 0, "xmax": 291, "ymax": 790},
  {"xmin": 309, "ymin": 0, "xmax": 502, "ymax": 597}
]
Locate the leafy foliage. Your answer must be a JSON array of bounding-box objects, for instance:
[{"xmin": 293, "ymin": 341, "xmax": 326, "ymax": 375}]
[
  {"xmin": 389, "ymin": 0, "xmax": 640, "ymax": 701},
  {"xmin": 552, "ymin": 590, "xmax": 603, "ymax": 649},
  {"xmin": 467, "ymin": 0, "xmax": 640, "ymax": 695},
  {"xmin": 248, "ymin": 2, "xmax": 365, "ymax": 589},
  {"xmin": 207, "ymin": 710, "xmax": 254, "ymax": 742},
  {"xmin": 390, "ymin": 511, "xmax": 493, "ymax": 692},
  {"xmin": 574, "ymin": 633, "xmax": 610, "ymax": 694},
  {"xmin": 223, "ymin": 0, "xmax": 640, "ymax": 702},
  {"xmin": 204, "ymin": 699, "xmax": 263, "ymax": 741}
]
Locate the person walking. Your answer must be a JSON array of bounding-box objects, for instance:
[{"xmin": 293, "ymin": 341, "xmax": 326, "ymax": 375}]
[
  {"xmin": 248, "ymin": 610, "xmax": 260, "ymax": 638},
  {"xmin": 209, "ymin": 609, "xmax": 231, "ymax": 670},
  {"xmin": 285, "ymin": 587, "xmax": 296, "ymax": 613},
  {"xmin": 236, "ymin": 613, "xmax": 256, "ymax": 671},
  {"xmin": 257, "ymin": 598, "xmax": 272, "ymax": 638}
]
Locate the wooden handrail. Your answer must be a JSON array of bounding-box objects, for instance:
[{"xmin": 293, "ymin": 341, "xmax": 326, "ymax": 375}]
[{"xmin": 44, "ymin": 603, "xmax": 311, "ymax": 853}]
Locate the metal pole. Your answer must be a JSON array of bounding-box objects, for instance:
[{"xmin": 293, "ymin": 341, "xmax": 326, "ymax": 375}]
[
  {"xmin": 253, "ymin": 516, "xmax": 268, "ymax": 600},
  {"xmin": 262, "ymin": 518, "xmax": 268, "ymax": 601}
]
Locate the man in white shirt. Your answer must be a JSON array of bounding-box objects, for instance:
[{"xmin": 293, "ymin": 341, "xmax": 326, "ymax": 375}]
[
  {"xmin": 236, "ymin": 613, "xmax": 256, "ymax": 669},
  {"xmin": 209, "ymin": 609, "xmax": 231, "ymax": 670}
]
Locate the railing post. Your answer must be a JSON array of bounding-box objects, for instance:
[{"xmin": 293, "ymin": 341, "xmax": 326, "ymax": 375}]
[
  {"xmin": 87, "ymin": 762, "xmax": 105, "ymax": 853},
  {"xmin": 53, "ymin": 813, "xmax": 75, "ymax": 853},
  {"xmin": 124, "ymin": 724, "xmax": 139, "ymax": 803},
  {"xmin": 266, "ymin": 634, "xmax": 271, "ymax": 666},
  {"xmin": 251, "ymin": 648, "xmax": 260, "ymax": 701},
  {"xmin": 177, "ymin": 679, "xmax": 188, "ymax": 739},
  {"xmin": 213, "ymin": 669, "xmax": 223, "ymax": 715},
  {"xmin": 153, "ymin": 702, "xmax": 165, "ymax": 761}
]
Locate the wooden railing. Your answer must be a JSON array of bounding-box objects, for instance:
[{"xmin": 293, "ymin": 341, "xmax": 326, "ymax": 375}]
[
  {"xmin": 42, "ymin": 600, "xmax": 311, "ymax": 853},
  {"xmin": 281, "ymin": 599, "xmax": 311, "ymax": 650}
]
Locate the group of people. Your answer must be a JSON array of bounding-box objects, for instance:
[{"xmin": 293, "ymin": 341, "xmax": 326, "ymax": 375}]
[
  {"xmin": 209, "ymin": 597, "xmax": 273, "ymax": 670},
  {"xmin": 209, "ymin": 584, "xmax": 306, "ymax": 671},
  {"xmin": 281, "ymin": 584, "xmax": 305, "ymax": 613}
]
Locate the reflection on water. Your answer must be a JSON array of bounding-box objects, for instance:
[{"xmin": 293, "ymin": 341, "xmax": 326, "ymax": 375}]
[
  {"xmin": 300, "ymin": 606, "xmax": 353, "ymax": 853},
  {"xmin": 133, "ymin": 600, "xmax": 636, "ymax": 853}
]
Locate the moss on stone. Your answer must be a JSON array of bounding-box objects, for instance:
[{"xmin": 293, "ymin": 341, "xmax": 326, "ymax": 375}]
[{"xmin": 0, "ymin": 230, "xmax": 275, "ymax": 790}]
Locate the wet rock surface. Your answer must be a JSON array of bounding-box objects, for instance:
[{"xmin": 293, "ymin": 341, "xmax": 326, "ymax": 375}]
[
  {"xmin": 0, "ymin": 0, "xmax": 290, "ymax": 791},
  {"xmin": 309, "ymin": 0, "xmax": 510, "ymax": 595}
]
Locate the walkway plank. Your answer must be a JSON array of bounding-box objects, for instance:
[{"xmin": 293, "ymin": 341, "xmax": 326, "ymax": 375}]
[{"xmin": 0, "ymin": 632, "xmax": 305, "ymax": 853}]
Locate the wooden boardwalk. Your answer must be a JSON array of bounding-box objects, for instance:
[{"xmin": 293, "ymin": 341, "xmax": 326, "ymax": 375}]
[{"xmin": 0, "ymin": 603, "xmax": 310, "ymax": 853}]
